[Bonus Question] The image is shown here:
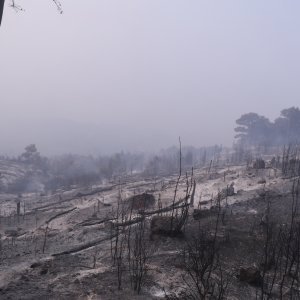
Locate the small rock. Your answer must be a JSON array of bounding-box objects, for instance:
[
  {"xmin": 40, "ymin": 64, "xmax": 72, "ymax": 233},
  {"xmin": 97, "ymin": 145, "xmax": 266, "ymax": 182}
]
[
  {"xmin": 258, "ymin": 178, "xmax": 266, "ymax": 184},
  {"xmin": 40, "ymin": 268, "xmax": 48, "ymax": 275},
  {"xmin": 237, "ymin": 190, "xmax": 244, "ymax": 195},
  {"xmin": 73, "ymin": 278, "xmax": 80, "ymax": 284},
  {"xmin": 30, "ymin": 262, "xmax": 42, "ymax": 269},
  {"xmin": 126, "ymin": 193, "xmax": 155, "ymax": 211},
  {"xmin": 20, "ymin": 274, "xmax": 30, "ymax": 282},
  {"xmin": 150, "ymin": 215, "xmax": 182, "ymax": 236},
  {"xmin": 253, "ymin": 159, "xmax": 266, "ymax": 169},
  {"xmin": 239, "ymin": 266, "xmax": 262, "ymax": 286}
]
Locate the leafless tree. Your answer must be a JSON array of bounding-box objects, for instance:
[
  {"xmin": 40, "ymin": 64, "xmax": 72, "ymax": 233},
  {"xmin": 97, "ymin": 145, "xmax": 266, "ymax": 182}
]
[
  {"xmin": 258, "ymin": 179, "xmax": 300, "ymax": 299},
  {"xmin": 0, "ymin": 0, "xmax": 4, "ymax": 25},
  {"xmin": 169, "ymin": 138, "xmax": 194, "ymax": 236},
  {"xmin": 0, "ymin": 0, "xmax": 62, "ymax": 27},
  {"xmin": 42, "ymin": 224, "xmax": 49, "ymax": 254},
  {"xmin": 128, "ymin": 216, "xmax": 150, "ymax": 293},
  {"xmin": 282, "ymin": 144, "xmax": 300, "ymax": 178},
  {"xmin": 109, "ymin": 183, "xmax": 152, "ymax": 293},
  {"xmin": 110, "ymin": 187, "xmax": 127, "ymax": 290},
  {"xmin": 166, "ymin": 200, "xmax": 231, "ymax": 299}
]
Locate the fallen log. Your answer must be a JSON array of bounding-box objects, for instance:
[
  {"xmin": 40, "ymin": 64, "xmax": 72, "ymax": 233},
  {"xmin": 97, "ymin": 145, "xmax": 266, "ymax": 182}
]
[
  {"xmin": 52, "ymin": 234, "xmax": 117, "ymax": 256},
  {"xmin": 35, "ymin": 185, "xmax": 117, "ymax": 211},
  {"xmin": 46, "ymin": 207, "xmax": 77, "ymax": 225},
  {"xmin": 79, "ymin": 217, "xmax": 117, "ymax": 227},
  {"xmin": 37, "ymin": 205, "xmax": 72, "ymax": 213},
  {"xmin": 114, "ymin": 216, "xmax": 145, "ymax": 227},
  {"xmin": 139, "ymin": 203, "xmax": 190, "ymax": 216},
  {"xmin": 97, "ymin": 200, "xmax": 112, "ymax": 207},
  {"xmin": 75, "ymin": 185, "xmax": 118, "ymax": 198},
  {"xmin": 112, "ymin": 204, "xmax": 189, "ymax": 227}
]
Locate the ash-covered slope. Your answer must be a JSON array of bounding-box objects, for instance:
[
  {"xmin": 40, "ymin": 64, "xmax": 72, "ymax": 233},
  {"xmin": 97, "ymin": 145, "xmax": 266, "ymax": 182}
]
[
  {"xmin": 0, "ymin": 160, "xmax": 28, "ymax": 186},
  {"xmin": 0, "ymin": 159, "xmax": 46, "ymax": 193}
]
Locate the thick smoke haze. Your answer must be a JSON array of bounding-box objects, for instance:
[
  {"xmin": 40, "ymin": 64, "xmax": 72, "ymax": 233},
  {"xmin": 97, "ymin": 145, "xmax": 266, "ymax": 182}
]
[{"xmin": 1, "ymin": 1, "xmax": 300, "ymax": 155}]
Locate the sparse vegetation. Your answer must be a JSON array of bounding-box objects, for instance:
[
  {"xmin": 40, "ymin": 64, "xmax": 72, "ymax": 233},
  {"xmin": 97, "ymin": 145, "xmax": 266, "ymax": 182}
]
[{"xmin": 0, "ymin": 109, "xmax": 300, "ymax": 298}]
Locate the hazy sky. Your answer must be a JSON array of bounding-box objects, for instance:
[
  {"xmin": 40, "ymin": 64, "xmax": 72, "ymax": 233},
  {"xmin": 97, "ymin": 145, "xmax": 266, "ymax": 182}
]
[{"xmin": 1, "ymin": 1, "xmax": 300, "ymax": 155}]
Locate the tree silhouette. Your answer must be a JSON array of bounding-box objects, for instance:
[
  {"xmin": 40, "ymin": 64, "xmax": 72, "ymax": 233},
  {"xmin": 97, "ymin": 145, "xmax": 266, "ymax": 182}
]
[
  {"xmin": 0, "ymin": 0, "xmax": 62, "ymax": 26},
  {"xmin": 0, "ymin": 0, "xmax": 4, "ymax": 26},
  {"xmin": 274, "ymin": 107, "xmax": 300, "ymax": 144},
  {"xmin": 235, "ymin": 107, "xmax": 300, "ymax": 147},
  {"xmin": 235, "ymin": 113, "xmax": 271, "ymax": 146}
]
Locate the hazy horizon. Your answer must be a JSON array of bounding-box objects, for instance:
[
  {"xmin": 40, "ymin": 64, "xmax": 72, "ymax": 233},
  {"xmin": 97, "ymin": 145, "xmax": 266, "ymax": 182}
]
[{"xmin": 1, "ymin": 1, "xmax": 300, "ymax": 155}]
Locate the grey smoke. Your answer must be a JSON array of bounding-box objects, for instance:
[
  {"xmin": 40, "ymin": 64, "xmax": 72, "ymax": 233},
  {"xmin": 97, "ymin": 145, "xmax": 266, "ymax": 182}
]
[{"xmin": 1, "ymin": 1, "xmax": 300, "ymax": 155}]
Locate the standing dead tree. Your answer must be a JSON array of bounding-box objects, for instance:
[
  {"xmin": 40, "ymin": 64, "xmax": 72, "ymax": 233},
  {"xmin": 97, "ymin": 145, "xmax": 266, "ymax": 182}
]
[
  {"xmin": 110, "ymin": 185, "xmax": 128, "ymax": 290},
  {"xmin": 128, "ymin": 215, "xmax": 150, "ymax": 294},
  {"xmin": 278, "ymin": 179, "xmax": 300, "ymax": 298},
  {"xmin": 0, "ymin": 0, "xmax": 62, "ymax": 27},
  {"xmin": 0, "ymin": 0, "xmax": 4, "ymax": 25},
  {"xmin": 149, "ymin": 139, "xmax": 195, "ymax": 238},
  {"xmin": 258, "ymin": 178, "xmax": 300, "ymax": 299},
  {"xmin": 170, "ymin": 137, "xmax": 183, "ymax": 232},
  {"xmin": 282, "ymin": 144, "xmax": 300, "ymax": 178},
  {"xmin": 167, "ymin": 138, "xmax": 194, "ymax": 236},
  {"xmin": 259, "ymin": 198, "xmax": 281, "ymax": 299},
  {"xmin": 166, "ymin": 198, "xmax": 231, "ymax": 300},
  {"xmin": 109, "ymin": 183, "xmax": 152, "ymax": 294},
  {"xmin": 42, "ymin": 224, "xmax": 49, "ymax": 254},
  {"xmin": 173, "ymin": 170, "xmax": 194, "ymax": 234}
]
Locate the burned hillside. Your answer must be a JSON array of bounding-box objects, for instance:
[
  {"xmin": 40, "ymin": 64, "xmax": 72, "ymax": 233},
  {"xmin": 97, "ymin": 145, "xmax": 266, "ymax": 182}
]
[{"xmin": 0, "ymin": 142, "xmax": 299, "ymax": 299}]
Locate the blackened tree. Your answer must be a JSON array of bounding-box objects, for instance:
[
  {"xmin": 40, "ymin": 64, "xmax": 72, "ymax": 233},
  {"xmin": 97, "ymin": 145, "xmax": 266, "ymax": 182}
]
[
  {"xmin": 274, "ymin": 107, "xmax": 300, "ymax": 145},
  {"xmin": 0, "ymin": 0, "xmax": 4, "ymax": 25},
  {"xmin": 235, "ymin": 107, "xmax": 300, "ymax": 148},
  {"xmin": 0, "ymin": 0, "xmax": 62, "ymax": 26},
  {"xmin": 234, "ymin": 112, "xmax": 272, "ymax": 146}
]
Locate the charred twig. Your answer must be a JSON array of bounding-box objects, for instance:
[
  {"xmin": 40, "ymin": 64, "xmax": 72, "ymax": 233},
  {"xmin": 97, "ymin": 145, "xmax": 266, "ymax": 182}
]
[
  {"xmin": 52, "ymin": 234, "xmax": 117, "ymax": 256},
  {"xmin": 79, "ymin": 217, "xmax": 117, "ymax": 227},
  {"xmin": 139, "ymin": 202, "xmax": 190, "ymax": 217},
  {"xmin": 45, "ymin": 207, "xmax": 77, "ymax": 225}
]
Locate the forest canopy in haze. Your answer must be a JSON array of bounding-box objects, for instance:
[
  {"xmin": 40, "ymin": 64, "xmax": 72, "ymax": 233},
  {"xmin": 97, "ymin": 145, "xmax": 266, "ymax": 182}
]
[{"xmin": 235, "ymin": 107, "xmax": 300, "ymax": 147}]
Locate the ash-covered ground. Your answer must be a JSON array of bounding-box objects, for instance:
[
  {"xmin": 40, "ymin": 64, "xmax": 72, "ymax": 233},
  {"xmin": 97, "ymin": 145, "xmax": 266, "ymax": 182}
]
[{"xmin": 0, "ymin": 159, "xmax": 298, "ymax": 299}]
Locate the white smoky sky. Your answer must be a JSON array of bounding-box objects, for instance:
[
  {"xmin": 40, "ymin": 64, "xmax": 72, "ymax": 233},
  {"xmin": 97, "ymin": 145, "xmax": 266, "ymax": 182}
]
[{"xmin": 1, "ymin": 0, "xmax": 300, "ymax": 155}]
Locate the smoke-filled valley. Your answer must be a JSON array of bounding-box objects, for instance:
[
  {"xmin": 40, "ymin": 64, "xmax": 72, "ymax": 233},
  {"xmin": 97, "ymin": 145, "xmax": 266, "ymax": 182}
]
[
  {"xmin": 2, "ymin": 1, "xmax": 300, "ymax": 299},
  {"xmin": 0, "ymin": 106, "xmax": 300, "ymax": 298}
]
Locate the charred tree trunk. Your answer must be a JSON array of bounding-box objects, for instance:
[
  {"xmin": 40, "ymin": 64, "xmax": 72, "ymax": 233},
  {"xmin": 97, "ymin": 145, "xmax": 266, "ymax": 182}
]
[
  {"xmin": 190, "ymin": 180, "xmax": 196, "ymax": 207},
  {"xmin": 17, "ymin": 202, "xmax": 21, "ymax": 216},
  {"xmin": 0, "ymin": 0, "xmax": 4, "ymax": 26}
]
